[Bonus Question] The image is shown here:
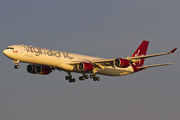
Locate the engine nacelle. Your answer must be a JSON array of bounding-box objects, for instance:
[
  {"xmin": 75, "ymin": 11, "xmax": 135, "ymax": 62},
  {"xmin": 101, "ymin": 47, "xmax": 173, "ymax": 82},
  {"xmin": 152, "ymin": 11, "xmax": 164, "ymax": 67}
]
[
  {"xmin": 77, "ymin": 62, "xmax": 93, "ymax": 71},
  {"xmin": 114, "ymin": 58, "xmax": 130, "ymax": 68},
  {"xmin": 27, "ymin": 64, "xmax": 37, "ymax": 74},
  {"xmin": 35, "ymin": 65, "xmax": 52, "ymax": 75}
]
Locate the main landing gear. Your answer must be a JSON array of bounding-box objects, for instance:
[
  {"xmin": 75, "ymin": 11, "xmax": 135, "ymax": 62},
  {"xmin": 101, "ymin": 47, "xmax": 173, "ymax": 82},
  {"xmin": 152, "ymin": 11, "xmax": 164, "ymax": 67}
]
[
  {"xmin": 90, "ymin": 74, "xmax": 100, "ymax": 81},
  {"xmin": 79, "ymin": 74, "xmax": 89, "ymax": 81},
  {"xmin": 79, "ymin": 74, "xmax": 100, "ymax": 82},
  {"xmin": 13, "ymin": 60, "xmax": 20, "ymax": 69},
  {"xmin": 65, "ymin": 72, "xmax": 100, "ymax": 83},
  {"xmin": 65, "ymin": 72, "xmax": 76, "ymax": 83}
]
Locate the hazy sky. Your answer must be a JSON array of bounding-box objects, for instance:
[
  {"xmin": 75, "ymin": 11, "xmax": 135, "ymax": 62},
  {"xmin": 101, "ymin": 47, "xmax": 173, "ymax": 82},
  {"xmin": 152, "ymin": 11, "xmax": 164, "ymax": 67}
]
[{"xmin": 0, "ymin": 0, "xmax": 180, "ymax": 120}]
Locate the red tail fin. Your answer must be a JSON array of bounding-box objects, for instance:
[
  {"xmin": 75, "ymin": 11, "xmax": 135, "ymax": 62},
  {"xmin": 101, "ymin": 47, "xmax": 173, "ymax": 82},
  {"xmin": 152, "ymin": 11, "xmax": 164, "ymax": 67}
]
[{"xmin": 132, "ymin": 40, "xmax": 149, "ymax": 66}]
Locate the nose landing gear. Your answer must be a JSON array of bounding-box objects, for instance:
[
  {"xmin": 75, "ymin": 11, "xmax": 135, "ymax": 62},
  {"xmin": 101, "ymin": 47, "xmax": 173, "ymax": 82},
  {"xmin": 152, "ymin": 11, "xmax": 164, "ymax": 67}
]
[
  {"xmin": 13, "ymin": 60, "xmax": 20, "ymax": 69},
  {"xmin": 14, "ymin": 65, "xmax": 20, "ymax": 69}
]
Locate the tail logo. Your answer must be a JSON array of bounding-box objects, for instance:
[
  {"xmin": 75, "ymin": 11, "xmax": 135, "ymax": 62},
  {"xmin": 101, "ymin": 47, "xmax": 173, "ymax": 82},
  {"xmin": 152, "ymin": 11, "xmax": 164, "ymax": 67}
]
[
  {"xmin": 135, "ymin": 50, "xmax": 140, "ymax": 56},
  {"xmin": 132, "ymin": 40, "xmax": 149, "ymax": 66},
  {"xmin": 134, "ymin": 50, "xmax": 145, "ymax": 65},
  {"xmin": 135, "ymin": 50, "xmax": 145, "ymax": 57}
]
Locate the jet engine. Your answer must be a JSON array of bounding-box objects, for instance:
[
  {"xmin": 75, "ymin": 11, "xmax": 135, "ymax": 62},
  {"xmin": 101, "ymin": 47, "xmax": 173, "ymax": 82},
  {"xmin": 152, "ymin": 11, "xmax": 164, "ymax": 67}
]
[
  {"xmin": 35, "ymin": 65, "xmax": 52, "ymax": 75},
  {"xmin": 26, "ymin": 64, "xmax": 52, "ymax": 75},
  {"xmin": 77, "ymin": 62, "xmax": 93, "ymax": 71},
  {"xmin": 114, "ymin": 58, "xmax": 130, "ymax": 68},
  {"xmin": 27, "ymin": 64, "xmax": 37, "ymax": 74}
]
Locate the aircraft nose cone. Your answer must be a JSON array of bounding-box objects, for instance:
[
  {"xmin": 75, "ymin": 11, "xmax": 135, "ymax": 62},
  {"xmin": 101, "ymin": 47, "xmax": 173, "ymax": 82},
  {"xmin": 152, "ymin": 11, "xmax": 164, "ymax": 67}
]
[
  {"xmin": 3, "ymin": 49, "xmax": 10, "ymax": 57},
  {"xmin": 3, "ymin": 49, "xmax": 7, "ymax": 55}
]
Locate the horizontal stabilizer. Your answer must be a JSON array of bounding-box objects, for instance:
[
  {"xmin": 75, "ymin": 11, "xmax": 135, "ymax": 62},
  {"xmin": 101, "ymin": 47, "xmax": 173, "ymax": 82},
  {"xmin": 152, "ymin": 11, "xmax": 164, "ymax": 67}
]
[
  {"xmin": 137, "ymin": 63, "xmax": 173, "ymax": 69},
  {"xmin": 127, "ymin": 48, "xmax": 177, "ymax": 60}
]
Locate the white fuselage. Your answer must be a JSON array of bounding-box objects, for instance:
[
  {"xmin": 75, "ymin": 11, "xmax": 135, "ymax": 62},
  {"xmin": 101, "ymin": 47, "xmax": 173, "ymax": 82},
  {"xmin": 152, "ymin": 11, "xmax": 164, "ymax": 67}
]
[{"xmin": 3, "ymin": 45, "xmax": 135, "ymax": 76}]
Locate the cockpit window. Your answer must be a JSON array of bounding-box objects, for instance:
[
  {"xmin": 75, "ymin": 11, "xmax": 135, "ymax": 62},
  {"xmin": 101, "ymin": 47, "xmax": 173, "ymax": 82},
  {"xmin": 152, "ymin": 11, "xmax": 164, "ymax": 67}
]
[{"xmin": 6, "ymin": 47, "xmax": 14, "ymax": 49}]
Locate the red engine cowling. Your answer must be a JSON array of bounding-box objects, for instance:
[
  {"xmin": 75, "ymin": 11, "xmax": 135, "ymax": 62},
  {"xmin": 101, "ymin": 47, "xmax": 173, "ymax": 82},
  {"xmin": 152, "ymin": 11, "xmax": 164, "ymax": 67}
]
[
  {"xmin": 35, "ymin": 65, "xmax": 52, "ymax": 75},
  {"xmin": 27, "ymin": 64, "xmax": 37, "ymax": 74},
  {"xmin": 77, "ymin": 62, "xmax": 93, "ymax": 71},
  {"xmin": 114, "ymin": 58, "xmax": 130, "ymax": 68}
]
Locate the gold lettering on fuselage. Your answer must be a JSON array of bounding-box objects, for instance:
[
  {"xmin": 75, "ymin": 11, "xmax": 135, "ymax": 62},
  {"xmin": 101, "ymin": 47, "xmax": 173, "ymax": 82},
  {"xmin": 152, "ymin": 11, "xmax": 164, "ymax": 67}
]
[{"xmin": 23, "ymin": 45, "xmax": 74, "ymax": 59}]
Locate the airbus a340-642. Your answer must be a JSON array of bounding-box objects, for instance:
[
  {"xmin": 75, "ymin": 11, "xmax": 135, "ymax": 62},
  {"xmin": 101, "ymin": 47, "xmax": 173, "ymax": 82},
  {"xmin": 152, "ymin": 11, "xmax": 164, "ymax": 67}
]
[{"xmin": 3, "ymin": 41, "xmax": 177, "ymax": 83}]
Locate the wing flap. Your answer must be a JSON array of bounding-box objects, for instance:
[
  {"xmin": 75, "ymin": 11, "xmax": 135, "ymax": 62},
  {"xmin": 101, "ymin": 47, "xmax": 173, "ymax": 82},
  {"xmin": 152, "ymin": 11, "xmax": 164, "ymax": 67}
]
[{"xmin": 91, "ymin": 59, "xmax": 114, "ymax": 63}]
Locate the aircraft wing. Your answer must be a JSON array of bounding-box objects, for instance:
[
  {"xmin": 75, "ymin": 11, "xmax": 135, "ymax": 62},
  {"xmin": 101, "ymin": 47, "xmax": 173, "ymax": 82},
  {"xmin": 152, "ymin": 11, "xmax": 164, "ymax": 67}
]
[
  {"xmin": 91, "ymin": 48, "xmax": 177, "ymax": 66},
  {"xmin": 65, "ymin": 48, "xmax": 177, "ymax": 69}
]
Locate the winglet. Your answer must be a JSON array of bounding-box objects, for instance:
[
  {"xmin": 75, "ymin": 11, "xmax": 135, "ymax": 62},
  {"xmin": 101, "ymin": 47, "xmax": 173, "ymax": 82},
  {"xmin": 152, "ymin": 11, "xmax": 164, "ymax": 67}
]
[{"xmin": 169, "ymin": 48, "xmax": 177, "ymax": 53}]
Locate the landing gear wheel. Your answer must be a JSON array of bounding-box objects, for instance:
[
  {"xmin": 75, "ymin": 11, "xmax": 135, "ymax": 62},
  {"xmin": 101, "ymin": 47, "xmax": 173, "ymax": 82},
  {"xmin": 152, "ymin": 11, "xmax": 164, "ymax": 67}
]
[
  {"xmin": 79, "ymin": 76, "xmax": 86, "ymax": 81},
  {"xmin": 82, "ymin": 76, "xmax": 85, "ymax": 80},
  {"xmin": 72, "ymin": 78, "xmax": 76, "ymax": 83},
  {"xmin": 69, "ymin": 78, "xmax": 76, "ymax": 83},
  {"xmin": 79, "ymin": 76, "xmax": 82, "ymax": 81},
  {"xmin": 90, "ymin": 74, "xmax": 93, "ymax": 78},
  {"xmin": 65, "ymin": 76, "xmax": 69, "ymax": 80},
  {"xmin": 85, "ymin": 75, "xmax": 89, "ymax": 79},
  {"xmin": 14, "ymin": 65, "xmax": 20, "ymax": 69},
  {"xmin": 69, "ymin": 79, "xmax": 72, "ymax": 83},
  {"xmin": 93, "ymin": 77, "xmax": 97, "ymax": 81},
  {"xmin": 69, "ymin": 75, "xmax": 72, "ymax": 80},
  {"xmin": 96, "ymin": 77, "xmax": 100, "ymax": 81},
  {"xmin": 93, "ymin": 74, "xmax": 96, "ymax": 78}
]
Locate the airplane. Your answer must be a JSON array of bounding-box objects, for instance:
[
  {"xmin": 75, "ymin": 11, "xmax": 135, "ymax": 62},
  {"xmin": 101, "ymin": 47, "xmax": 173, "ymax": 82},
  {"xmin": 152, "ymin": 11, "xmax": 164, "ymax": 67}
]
[{"xmin": 3, "ymin": 40, "xmax": 177, "ymax": 83}]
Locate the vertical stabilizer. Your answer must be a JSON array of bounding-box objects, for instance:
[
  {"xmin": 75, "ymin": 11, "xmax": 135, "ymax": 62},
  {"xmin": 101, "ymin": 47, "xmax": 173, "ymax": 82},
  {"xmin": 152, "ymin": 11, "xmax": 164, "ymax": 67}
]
[{"xmin": 132, "ymin": 40, "xmax": 149, "ymax": 66}]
